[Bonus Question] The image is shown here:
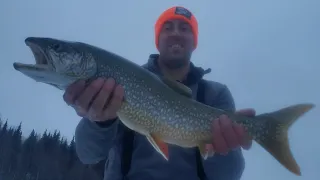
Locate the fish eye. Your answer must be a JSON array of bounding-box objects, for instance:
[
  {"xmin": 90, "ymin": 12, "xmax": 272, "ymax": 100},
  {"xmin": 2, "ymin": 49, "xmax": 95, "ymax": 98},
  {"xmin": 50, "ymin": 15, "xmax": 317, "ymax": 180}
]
[{"xmin": 52, "ymin": 44, "xmax": 62, "ymax": 52}]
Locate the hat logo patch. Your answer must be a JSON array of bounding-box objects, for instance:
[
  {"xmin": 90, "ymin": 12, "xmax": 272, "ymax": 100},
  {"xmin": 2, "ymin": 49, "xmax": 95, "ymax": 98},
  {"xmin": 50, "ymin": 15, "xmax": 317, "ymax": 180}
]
[{"xmin": 174, "ymin": 7, "xmax": 192, "ymax": 20}]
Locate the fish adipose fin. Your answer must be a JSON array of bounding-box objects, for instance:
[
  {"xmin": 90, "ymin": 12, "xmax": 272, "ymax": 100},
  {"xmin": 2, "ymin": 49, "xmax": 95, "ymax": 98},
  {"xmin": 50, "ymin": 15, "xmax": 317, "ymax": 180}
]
[{"xmin": 254, "ymin": 103, "xmax": 315, "ymax": 176}]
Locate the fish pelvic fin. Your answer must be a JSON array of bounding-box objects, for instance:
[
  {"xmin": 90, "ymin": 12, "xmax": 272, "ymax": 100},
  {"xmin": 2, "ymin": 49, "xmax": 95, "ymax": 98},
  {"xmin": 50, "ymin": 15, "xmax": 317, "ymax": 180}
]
[
  {"xmin": 146, "ymin": 133, "xmax": 169, "ymax": 160},
  {"xmin": 254, "ymin": 103, "xmax": 315, "ymax": 176}
]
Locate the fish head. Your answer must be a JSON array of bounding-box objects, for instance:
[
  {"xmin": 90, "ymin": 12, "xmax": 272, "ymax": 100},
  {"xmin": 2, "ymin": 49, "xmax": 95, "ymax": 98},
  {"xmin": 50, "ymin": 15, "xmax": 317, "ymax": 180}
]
[{"xmin": 13, "ymin": 37, "xmax": 97, "ymax": 90}]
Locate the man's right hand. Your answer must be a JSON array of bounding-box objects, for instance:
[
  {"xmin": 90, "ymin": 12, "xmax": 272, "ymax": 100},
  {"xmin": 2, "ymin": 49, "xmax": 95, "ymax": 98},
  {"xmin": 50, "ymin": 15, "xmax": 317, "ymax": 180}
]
[{"xmin": 63, "ymin": 77, "xmax": 124, "ymax": 122}]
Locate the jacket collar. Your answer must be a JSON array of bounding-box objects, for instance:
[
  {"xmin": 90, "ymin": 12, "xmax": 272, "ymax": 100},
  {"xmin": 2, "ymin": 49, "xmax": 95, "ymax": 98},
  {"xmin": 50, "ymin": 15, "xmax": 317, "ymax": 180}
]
[{"xmin": 142, "ymin": 54, "xmax": 211, "ymax": 86}]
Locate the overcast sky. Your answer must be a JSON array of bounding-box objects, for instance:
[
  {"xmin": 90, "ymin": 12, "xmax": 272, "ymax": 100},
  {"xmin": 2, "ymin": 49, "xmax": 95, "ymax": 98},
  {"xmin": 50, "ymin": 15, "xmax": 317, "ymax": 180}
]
[{"xmin": 0, "ymin": 0, "xmax": 319, "ymax": 179}]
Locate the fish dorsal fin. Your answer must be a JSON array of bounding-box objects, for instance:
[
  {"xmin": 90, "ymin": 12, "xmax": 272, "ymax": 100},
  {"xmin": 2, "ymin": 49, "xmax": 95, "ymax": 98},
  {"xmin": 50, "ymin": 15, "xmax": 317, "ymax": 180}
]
[{"xmin": 161, "ymin": 76, "xmax": 193, "ymax": 98}]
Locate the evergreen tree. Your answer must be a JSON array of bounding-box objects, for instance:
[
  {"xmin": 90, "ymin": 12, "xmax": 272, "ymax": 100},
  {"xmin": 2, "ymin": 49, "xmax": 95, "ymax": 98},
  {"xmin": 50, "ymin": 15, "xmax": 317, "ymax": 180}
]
[{"xmin": 0, "ymin": 115, "xmax": 102, "ymax": 180}]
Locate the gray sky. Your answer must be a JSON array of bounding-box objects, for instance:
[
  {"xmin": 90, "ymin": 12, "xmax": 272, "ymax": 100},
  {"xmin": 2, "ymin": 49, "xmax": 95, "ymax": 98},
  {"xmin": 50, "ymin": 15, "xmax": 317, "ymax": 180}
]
[{"xmin": 0, "ymin": 0, "xmax": 319, "ymax": 179}]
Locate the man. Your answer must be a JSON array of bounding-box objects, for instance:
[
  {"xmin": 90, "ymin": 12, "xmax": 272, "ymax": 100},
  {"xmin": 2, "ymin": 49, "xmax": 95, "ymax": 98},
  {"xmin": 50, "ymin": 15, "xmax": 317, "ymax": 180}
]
[{"xmin": 63, "ymin": 6, "xmax": 255, "ymax": 180}]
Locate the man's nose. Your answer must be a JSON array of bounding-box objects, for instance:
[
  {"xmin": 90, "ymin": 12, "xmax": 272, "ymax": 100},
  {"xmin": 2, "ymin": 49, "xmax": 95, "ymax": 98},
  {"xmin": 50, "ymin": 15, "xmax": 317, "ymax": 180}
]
[{"xmin": 170, "ymin": 28, "xmax": 182, "ymax": 36}]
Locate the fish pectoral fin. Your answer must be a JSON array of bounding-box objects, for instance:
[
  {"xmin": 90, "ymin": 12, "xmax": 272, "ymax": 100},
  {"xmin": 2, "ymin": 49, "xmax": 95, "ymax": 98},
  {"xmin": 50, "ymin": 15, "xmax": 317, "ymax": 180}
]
[
  {"xmin": 198, "ymin": 143, "xmax": 215, "ymax": 160},
  {"xmin": 254, "ymin": 103, "xmax": 315, "ymax": 176},
  {"xmin": 161, "ymin": 76, "xmax": 193, "ymax": 98},
  {"xmin": 146, "ymin": 133, "xmax": 169, "ymax": 160}
]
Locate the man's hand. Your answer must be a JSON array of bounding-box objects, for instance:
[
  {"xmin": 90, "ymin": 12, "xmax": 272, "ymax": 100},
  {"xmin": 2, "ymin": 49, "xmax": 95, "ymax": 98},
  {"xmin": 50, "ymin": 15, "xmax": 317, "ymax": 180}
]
[
  {"xmin": 206, "ymin": 108, "xmax": 256, "ymax": 155},
  {"xmin": 63, "ymin": 77, "xmax": 124, "ymax": 122}
]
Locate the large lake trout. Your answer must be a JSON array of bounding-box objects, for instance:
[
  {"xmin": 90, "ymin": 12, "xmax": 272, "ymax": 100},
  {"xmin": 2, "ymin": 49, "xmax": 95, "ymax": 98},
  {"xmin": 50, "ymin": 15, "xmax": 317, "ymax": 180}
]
[{"xmin": 13, "ymin": 37, "xmax": 315, "ymax": 176}]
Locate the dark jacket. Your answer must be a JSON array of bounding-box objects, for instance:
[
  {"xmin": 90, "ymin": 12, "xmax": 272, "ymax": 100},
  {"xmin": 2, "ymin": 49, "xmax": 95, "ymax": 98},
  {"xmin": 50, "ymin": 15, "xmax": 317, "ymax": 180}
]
[{"xmin": 74, "ymin": 54, "xmax": 245, "ymax": 180}]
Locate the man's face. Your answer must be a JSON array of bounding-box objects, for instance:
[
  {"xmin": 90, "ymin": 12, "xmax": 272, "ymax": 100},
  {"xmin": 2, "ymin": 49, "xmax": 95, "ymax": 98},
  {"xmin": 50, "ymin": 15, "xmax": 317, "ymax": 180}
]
[{"xmin": 158, "ymin": 19, "xmax": 194, "ymax": 69}]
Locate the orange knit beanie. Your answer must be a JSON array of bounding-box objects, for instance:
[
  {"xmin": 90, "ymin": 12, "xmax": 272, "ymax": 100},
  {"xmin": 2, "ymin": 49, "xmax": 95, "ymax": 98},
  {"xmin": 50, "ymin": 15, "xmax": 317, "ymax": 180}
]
[{"xmin": 154, "ymin": 6, "xmax": 198, "ymax": 50}]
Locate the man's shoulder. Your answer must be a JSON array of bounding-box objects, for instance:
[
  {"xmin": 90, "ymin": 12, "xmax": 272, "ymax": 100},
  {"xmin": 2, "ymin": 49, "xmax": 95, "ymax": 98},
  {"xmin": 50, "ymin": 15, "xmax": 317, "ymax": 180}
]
[
  {"xmin": 200, "ymin": 79, "xmax": 235, "ymax": 111},
  {"xmin": 200, "ymin": 79, "xmax": 230, "ymax": 96}
]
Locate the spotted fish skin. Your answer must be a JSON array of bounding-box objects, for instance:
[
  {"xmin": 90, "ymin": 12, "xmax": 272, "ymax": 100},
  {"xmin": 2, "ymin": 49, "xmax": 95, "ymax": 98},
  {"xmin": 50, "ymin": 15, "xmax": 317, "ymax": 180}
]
[
  {"xmin": 91, "ymin": 51, "xmax": 225, "ymax": 147},
  {"xmin": 13, "ymin": 37, "xmax": 315, "ymax": 176}
]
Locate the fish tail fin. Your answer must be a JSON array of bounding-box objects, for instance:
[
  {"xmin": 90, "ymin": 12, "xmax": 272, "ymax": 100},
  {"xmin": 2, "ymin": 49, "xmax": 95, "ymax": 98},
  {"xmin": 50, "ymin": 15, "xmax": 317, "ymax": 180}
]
[{"xmin": 254, "ymin": 103, "xmax": 315, "ymax": 176}]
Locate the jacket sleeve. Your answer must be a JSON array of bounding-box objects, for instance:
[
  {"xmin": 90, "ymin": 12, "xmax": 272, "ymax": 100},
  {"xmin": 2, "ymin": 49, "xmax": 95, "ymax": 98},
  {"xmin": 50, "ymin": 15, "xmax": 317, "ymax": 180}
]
[
  {"xmin": 74, "ymin": 117, "xmax": 120, "ymax": 165},
  {"xmin": 203, "ymin": 84, "xmax": 245, "ymax": 180}
]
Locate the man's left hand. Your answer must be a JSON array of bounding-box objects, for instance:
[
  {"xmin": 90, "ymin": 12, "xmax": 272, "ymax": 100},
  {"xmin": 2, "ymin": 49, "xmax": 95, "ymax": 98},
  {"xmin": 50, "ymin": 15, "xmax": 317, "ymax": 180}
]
[{"xmin": 206, "ymin": 108, "xmax": 256, "ymax": 155}]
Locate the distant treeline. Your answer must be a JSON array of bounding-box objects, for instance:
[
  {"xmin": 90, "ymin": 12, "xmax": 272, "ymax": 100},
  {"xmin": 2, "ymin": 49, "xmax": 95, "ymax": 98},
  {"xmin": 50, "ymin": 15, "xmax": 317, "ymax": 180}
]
[{"xmin": 0, "ymin": 116, "xmax": 103, "ymax": 180}]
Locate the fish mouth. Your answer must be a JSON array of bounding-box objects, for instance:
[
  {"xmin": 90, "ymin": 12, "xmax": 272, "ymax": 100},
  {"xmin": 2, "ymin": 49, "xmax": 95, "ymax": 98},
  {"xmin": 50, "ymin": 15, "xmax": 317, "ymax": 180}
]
[
  {"xmin": 13, "ymin": 37, "xmax": 65, "ymax": 89},
  {"xmin": 13, "ymin": 37, "xmax": 53, "ymax": 72},
  {"xmin": 27, "ymin": 39, "xmax": 50, "ymax": 67},
  {"xmin": 13, "ymin": 37, "xmax": 79, "ymax": 90}
]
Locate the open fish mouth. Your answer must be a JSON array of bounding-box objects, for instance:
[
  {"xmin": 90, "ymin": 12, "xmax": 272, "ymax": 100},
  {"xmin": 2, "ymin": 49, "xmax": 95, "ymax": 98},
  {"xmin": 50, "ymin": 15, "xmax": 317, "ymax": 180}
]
[
  {"xmin": 12, "ymin": 38, "xmax": 75, "ymax": 89},
  {"xmin": 27, "ymin": 40, "xmax": 50, "ymax": 67},
  {"xmin": 13, "ymin": 38, "xmax": 53, "ymax": 71}
]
